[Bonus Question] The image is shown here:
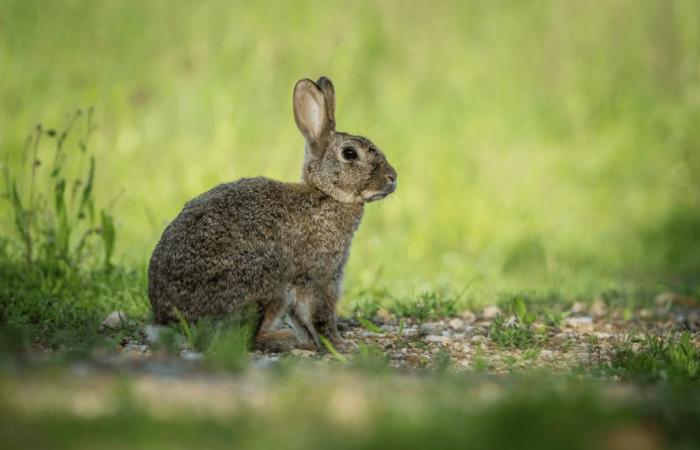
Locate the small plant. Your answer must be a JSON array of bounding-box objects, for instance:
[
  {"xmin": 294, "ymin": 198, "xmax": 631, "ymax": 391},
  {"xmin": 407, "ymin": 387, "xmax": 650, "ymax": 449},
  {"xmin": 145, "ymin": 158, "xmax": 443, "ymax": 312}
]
[
  {"xmin": 489, "ymin": 298, "xmax": 538, "ymax": 349},
  {"xmin": 319, "ymin": 336, "xmax": 349, "ymax": 364},
  {"xmin": 2, "ymin": 108, "xmax": 117, "ymax": 271},
  {"xmin": 391, "ymin": 291, "xmax": 459, "ymax": 333},
  {"xmin": 173, "ymin": 309, "xmax": 217, "ymax": 352},
  {"xmin": 512, "ymin": 297, "xmax": 536, "ymax": 326},
  {"xmin": 397, "ymin": 317, "xmax": 405, "ymax": 339},
  {"xmin": 601, "ymin": 332, "xmax": 700, "ymax": 383},
  {"xmin": 543, "ymin": 307, "xmax": 570, "ymax": 328},
  {"xmin": 351, "ymin": 296, "xmax": 381, "ymax": 320}
]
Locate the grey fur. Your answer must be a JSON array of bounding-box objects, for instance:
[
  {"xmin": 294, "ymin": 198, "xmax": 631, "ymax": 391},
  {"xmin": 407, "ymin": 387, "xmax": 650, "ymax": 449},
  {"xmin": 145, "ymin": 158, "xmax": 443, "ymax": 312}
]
[{"xmin": 148, "ymin": 77, "xmax": 397, "ymax": 352}]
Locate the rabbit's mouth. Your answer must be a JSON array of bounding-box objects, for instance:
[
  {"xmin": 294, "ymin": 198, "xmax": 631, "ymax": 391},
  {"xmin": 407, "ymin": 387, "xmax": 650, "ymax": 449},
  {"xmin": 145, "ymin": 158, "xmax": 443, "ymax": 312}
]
[{"xmin": 362, "ymin": 182, "xmax": 397, "ymax": 202}]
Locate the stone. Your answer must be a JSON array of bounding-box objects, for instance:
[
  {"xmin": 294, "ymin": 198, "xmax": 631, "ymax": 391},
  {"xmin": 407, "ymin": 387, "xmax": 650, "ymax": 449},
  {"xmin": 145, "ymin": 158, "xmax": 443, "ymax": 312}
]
[
  {"xmin": 181, "ymin": 351, "xmax": 203, "ymax": 362},
  {"xmin": 425, "ymin": 335, "xmax": 450, "ymax": 345},
  {"xmin": 251, "ymin": 355, "xmax": 280, "ymax": 369},
  {"xmin": 589, "ymin": 298, "xmax": 607, "ymax": 317},
  {"xmin": 565, "ymin": 316, "xmax": 593, "ymax": 327},
  {"xmin": 421, "ymin": 322, "xmax": 440, "ymax": 333},
  {"xmin": 459, "ymin": 310, "xmax": 477, "ymax": 323},
  {"xmin": 375, "ymin": 308, "xmax": 393, "ymax": 324},
  {"xmin": 448, "ymin": 318, "xmax": 465, "ymax": 330},
  {"xmin": 654, "ymin": 291, "xmax": 678, "ymax": 307},
  {"xmin": 471, "ymin": 335, "xmax": 485, "ymax": 343},
  {"xmin": 570, "ymin": 302, "xmax": 586, "ymax": 314},
  {"xmin": 551, "ymin": 333, "xmax": 570, "ymax": 346},
  {"xmin": 291, "ymin": 349, "xmax": 316, "ymax": 358},
  {"xmin": 482, "ymin": 305, "xmax": 502, "ymax": 319},
  {"xmin": 101, "ymin": 311, "xmax": 128, "ymax": 330}
]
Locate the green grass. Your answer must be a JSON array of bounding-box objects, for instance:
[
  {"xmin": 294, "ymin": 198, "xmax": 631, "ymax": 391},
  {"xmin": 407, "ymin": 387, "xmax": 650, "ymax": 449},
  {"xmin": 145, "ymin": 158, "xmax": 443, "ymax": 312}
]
[
  {"xmin": 1, "ymin": 3, "xmax": 699, "ymax": 447},
  {"xmin": 587, "ymin": 332, "xmax": 700, "ymax": 384},
  {"xmin": 2, "ymin": 0, "xmax": 699, "ymax": 302}
]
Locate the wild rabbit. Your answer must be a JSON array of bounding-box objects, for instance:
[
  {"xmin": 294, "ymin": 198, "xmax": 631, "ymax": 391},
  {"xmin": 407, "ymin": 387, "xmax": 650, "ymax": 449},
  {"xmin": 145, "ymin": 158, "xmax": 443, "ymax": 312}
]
[{"xmin": 148, "ymin": 77, "xmax": 397, "ymax": 352}]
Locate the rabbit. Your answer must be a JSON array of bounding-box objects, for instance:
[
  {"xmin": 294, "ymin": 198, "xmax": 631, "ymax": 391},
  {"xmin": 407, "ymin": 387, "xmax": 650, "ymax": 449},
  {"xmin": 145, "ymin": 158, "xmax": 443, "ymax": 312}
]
[{"xmin": 148, "ymin": 76, "xmax": 397, "ymax": 352}]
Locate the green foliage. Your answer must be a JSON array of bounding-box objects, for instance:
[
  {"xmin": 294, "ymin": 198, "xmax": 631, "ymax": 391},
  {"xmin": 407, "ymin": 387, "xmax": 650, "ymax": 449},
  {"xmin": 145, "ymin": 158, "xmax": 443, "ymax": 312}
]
[
  {"xmin": 591, "ymin": 332, "xmax": 700, "ymax": 383},
  {"xmin": 1, "ymin": 109, "xmax": 114, "ymax": 271},
  {"xmin": 512, "ymin": 297, "xmax": 536, "ymax": 326},
  {"xmin": 392, "ymin": 291, "xmax": 459, "ymax": 329},
  {"xmin": 0, "ymin": 256, "xmax": 148, "ymax": 348},
  {"xmin": 351, "ymin": 296, "xmax": 381, "ymax": 320},
  {"xmin": 3, "ymin": 0, "xmax": 699, "ymax": 298},
  {"xmin": 319, "ymin": 336, "xmax": 348, "ymax": 364},
  {"xmin": 543, "ymin": 307, "xmax": 571, "ymax": 328},
  {"xmin": 489, "ymin": 299, "xmax": 540, "ymax": 349}
]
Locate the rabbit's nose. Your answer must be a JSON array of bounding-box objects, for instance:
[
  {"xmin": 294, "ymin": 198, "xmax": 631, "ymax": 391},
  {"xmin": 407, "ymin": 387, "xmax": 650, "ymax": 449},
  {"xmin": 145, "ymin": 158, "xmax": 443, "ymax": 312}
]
[{"xmin": 386, "ymin": 173, "xmax": 396, "ymax": 183}]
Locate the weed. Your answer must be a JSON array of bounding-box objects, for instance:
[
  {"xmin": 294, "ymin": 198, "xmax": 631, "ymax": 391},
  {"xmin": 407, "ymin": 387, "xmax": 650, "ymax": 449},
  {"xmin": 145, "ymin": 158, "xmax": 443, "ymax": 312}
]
[
  {"xmin": 391, "ymin": 291, "xmax": 459, "ymax": 331},
  {"xmin": 351, "ymin": 296, "xmax": 381, "ymax": 320},
  {"xmin": 489, "ymin": 298, "xmax": 539, "ymax": 349},
  {"xmin": 397, "ymin": 317, "xmax": 405, "ymax": 339},
  {"xmin": 0, "ymin": 111, "xmax": 136, "ymax": 347},
  {"xmin": 598, "ymin": 332, "xmax": 700, "ymax": 383},
  {"xmin": 2, "ymin": 109, "xmax": 115, "ymax": 271},
  {"xmin": 173, "ymin": 309, "xmax": 218, "ymax": 353},
  {"xmin": 319, "ymin": 336, "xmax": 348, "ymax": 363},
  {"xmin": 543, "ymin": 307, "xmax": 570, "ymax": 328}
]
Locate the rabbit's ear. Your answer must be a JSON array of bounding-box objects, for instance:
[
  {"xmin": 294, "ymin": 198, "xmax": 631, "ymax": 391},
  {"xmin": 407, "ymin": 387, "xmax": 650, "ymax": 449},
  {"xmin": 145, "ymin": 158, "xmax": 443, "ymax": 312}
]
[
  {"xmin": 316, "ymin": 76, "xmax": 336, "ymax": 130},
  {"xmin": 293, "ymin": 79, "xmax": 331, "ymax": 157}
]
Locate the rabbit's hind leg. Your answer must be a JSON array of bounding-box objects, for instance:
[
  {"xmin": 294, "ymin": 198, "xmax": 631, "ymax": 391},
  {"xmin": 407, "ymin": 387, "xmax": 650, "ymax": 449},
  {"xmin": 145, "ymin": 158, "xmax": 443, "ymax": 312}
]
[
  {"xmin": 254, "ymin": 299, "xmax": 300, "ymax": 352},
  {"xmin": 288, "ymin": 288, "xmax": 322, "ymax": 351}
]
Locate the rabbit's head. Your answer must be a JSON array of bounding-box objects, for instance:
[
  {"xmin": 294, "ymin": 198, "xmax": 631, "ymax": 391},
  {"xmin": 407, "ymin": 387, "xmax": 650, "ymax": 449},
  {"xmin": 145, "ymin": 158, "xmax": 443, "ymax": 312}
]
[{"xmin": 293, "ymin": 77, "xmax": 397, "ymax": 203}]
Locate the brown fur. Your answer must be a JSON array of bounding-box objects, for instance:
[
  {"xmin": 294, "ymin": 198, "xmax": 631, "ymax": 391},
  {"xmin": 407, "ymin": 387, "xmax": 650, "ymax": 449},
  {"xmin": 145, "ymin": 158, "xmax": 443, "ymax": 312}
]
[{"xmin": 148, "ymin": 77, "xmax": 397, "ymax": 351}]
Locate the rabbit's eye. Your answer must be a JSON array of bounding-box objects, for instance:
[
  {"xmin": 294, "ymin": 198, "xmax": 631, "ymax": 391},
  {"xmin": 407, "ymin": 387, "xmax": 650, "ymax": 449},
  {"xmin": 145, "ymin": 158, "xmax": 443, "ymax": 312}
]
[{"xmin": 342, "ymin": 146, "xmax": 358, "ymax": 160}]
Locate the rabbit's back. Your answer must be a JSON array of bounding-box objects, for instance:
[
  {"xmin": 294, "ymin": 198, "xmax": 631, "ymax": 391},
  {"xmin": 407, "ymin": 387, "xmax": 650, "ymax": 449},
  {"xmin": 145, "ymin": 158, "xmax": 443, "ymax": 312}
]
[{"xmin": 148, "ymin": 177, "xmax": 363, "ymax": 323}]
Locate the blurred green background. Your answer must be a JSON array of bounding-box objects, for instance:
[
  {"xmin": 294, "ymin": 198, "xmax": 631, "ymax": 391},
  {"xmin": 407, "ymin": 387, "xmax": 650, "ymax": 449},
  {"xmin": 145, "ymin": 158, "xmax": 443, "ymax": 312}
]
[{"xmin": 2, "ymin": 0, "xmax": 699, "ymax": 301}]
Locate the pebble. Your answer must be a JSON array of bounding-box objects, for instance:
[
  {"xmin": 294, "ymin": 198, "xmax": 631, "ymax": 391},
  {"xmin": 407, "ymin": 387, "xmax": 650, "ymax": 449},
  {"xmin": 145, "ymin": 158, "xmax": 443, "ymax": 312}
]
[
  {"xmin": 425, "ymin": 335, "xmax": 450, "ymax": 344},
  {"xmin": 551, "ymin": 333, "xmax": 570, "ymax": 346},
  {"xmin": 459, "ymin": 310, "xmax": 477, "ymax": 323},
  {"xmin": 375, "ymin": 308, "xmax": 393, "ymax": 324},
  {"xmin": 571, "ymin": 302, "xmax": 586, "ymax": 314},
  {"xmin": 471, "ymin": 335, "xmax": 485, "ymax": 343},
  {"xmin": 566, "ymin": 316, "xmax": 593, "ymax": 327},
  {"xmin": 448, "ymin": 318, "xmax": 464, "ymax": 330},
  {"xmin": 291, "ymin": 349, "xmax": 316, "ymax": 358},
  {"xmin": 421, "ymin": 322, "xmax": 440, "ymax": 333},
  {"xmin": 101, "ymin": 311, "xmax": 128, "ymax": 330},
  {"xmin": 251, "ymin": 355, "xmax": 279, "ymax": 369},
  {"xmin": 589, "ymin": 299, "xmax": 607, "ymax": 317},
  {"xmin": 482, "ymin": 306, "xmax": 502, "ymax": 319},
  {"xmin": 181, "ymin": 351, "xmax": 203, "ymax": 362},
  {"xmin": 359, "ymin": 330, "xmax": 383, "ymax": 338}
]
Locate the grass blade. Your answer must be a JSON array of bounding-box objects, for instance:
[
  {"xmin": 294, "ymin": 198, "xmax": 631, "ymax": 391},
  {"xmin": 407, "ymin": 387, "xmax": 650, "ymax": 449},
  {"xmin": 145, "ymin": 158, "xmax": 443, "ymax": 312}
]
[{"xmin": 319, "ymin": 336, "xmax": 348, "ymax": 364}]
